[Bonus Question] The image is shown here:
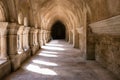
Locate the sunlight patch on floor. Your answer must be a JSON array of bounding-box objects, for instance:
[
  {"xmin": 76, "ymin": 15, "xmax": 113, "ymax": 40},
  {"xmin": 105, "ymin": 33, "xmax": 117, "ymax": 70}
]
[
  {"xmin": 46, "ymin": 44, "xmax": 65, "ymax": 47},
  {"xmin": 32, "ymin": 60, "xmax": 58, "ymax": 66},
  {"xmin": 41, "ymin": 51, "xmax": 58, "ymax": 54},
  {"xmin": 26, "ymin": 64, "xmax": 57, "ymax": 75},
  {"xmin": 42, "ymin": 46, "xmax": 65, "ymax": 51},
  {"xmin": 38, "ymin": 53, "xmax": 58, "ymax": 57}
]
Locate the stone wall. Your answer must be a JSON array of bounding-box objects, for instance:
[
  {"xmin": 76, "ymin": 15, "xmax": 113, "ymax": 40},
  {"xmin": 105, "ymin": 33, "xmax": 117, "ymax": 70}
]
[
  {"xmin": 89, "ymin": 15, "xmax": 120, "ymax": 79},
  {"xmin": 0, "ymin": 61, "xmax": 11, "ymax": 79},
  {"xmin": 95, "ymin": 35, "xmax": 120, "ymax": 79}
]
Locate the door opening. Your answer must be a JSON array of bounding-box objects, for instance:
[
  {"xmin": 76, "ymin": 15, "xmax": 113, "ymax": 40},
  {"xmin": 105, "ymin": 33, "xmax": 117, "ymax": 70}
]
[{"xmin": 51, "ymin": 21, "xmax": 66, "ymax": 40}]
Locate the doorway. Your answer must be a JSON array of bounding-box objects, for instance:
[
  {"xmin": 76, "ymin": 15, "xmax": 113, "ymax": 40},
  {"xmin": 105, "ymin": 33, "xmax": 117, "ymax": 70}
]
[{"xmin": 51, "ymin": 21, "xmax": 66, "ymax": 39}]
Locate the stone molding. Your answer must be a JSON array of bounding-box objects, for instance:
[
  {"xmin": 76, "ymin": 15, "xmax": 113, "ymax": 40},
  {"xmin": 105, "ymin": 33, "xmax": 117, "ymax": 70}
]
[
  {"xmin": 7, "ymin": 23, "xmax": 18, "ymax": 35},
  {"xmin": 89, "ymin": 15, "xmax": 120, "ymax": 35},
  {"xmin": 0, "ymin": 22, "xmax": 8, "ymax": 36},
  {"xmin": 17, "ymin": 26, "xmax": 24, "ymax": 35}
]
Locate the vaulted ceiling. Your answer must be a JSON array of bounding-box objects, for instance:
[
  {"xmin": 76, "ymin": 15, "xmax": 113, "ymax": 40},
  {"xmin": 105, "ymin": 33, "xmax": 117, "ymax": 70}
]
[{"xmin": 1, "ymin": 0, "xmax": 120, "ymax": 30}]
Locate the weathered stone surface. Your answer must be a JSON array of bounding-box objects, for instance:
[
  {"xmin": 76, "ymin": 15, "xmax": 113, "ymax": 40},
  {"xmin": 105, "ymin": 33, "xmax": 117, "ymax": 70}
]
[
  {"xmin": 0, "ymin": 61, "xmax": 11, "ymax": 79},
  {"xmin": 95, "ymin": 35, "xmax": 120, "ymax": 79},
  {"xmin": 4, "ymin": 40, "xmax": 118, "ymax": 80},
  {"xmin": 0, "ymin": 0, "xmax": 119, "ymax": 80},
  {"xmin": 89, "ymin": 15, "xmax": 120, "ymax": 35},
  {"xmin": 30, "ymin": 28, "xmax": 39, "ymax": 55},
  {"xmin": 0, "ymin": 22, "xmax": 8, "ymax": 60}
]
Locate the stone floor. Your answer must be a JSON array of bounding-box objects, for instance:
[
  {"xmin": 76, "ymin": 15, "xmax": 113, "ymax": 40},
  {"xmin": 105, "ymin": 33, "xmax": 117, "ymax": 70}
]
[{"xmin": 4, "ymin": 40, "xmax": 119, "ymax": 80}]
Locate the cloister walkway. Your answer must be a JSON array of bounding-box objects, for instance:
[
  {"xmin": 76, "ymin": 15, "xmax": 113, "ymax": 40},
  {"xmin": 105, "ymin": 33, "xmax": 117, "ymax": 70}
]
[{"xmin": 4, "ymin": 40, "xmax": 118, "ymax": 80}]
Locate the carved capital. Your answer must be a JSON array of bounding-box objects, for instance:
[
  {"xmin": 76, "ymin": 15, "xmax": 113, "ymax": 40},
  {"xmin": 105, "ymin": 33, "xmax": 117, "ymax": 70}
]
[
  {"xmin": 8, "ymin": 23, "xmax": 19, "ymax": 35},
  {"xmin": 17, "ymin": 25, "xmax": 24, "ymax": 35},
  {"xmin": 0, "ymin": 22, "xmax": 8, "ymax": 36}
]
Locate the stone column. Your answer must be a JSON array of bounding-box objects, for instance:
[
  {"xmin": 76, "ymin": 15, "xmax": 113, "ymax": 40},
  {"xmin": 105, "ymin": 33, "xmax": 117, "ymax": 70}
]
[
  {"xmin": 8, "ymin": 23, "xmax": 18, "ymax": 55},
  {"xmin": 34, "ymin": 29, "xmax": 39, "ymax": 46},
  {"xmin": 38, "ymin": 29, "xmax": 41, "ymax": 48},
  {"xmin": 73, "ymin": 29, "xmax": 79, "ymax": 48},
  {"xmin": 41, "ymin": 30, "xmax": 45, "ymax": 45},
  {"xmin": 30, "ymin": 28, "xmax": 34, "ymax": 48},
  {"xmin": 77, "ymin": 27, "xmax": 87, "ymax": 59},
  {"xmin": 66, "ymin": 30, "xmax": 69, "ymax": 42},
  {"xmin": 44, "ymin": 30, "xmax": 47, "ymax": 44},
  {"xmin": 0, "ymin": 22, "xmax": 8, "ymax": 60},
  {"xmin": 23, "ymin": 27, "xmax": 30, "ymax": 51},
  {"xmin": 39, "ymin": 30, "xmax": 43, "ymax": 47},
  {"xmin": 46, "ymin": 31, "xmax": 50, "ymax": 42},
  {"xmin": 69, "ymin": 30, "xmax": 73, "ymax": 44},
  {"xmin": 17, "ymin": 26, "xmax": 24, "ymax": 54}
]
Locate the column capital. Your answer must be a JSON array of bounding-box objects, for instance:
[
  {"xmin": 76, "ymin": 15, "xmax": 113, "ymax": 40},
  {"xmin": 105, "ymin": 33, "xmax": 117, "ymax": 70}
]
[
  {"xmin": 23, "ymin": 27, "xmax": 30, "ymax": 34},
  {"xmin": 17, "ymin": 25, "xmax": 24, "ymax": 35},
  {"xmin": 8, "ymin": 23, "xmax": 19, "ymax": 35},
  {"xmin": 0, "ymin": 22, "xmax": 8, "ymax": 36}
]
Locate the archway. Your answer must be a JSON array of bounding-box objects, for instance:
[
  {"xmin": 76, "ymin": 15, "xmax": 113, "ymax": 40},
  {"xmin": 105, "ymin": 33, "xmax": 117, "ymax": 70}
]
[{"xmin": 51, "ymin": 21, "xmax": 66, "ymax": 40}]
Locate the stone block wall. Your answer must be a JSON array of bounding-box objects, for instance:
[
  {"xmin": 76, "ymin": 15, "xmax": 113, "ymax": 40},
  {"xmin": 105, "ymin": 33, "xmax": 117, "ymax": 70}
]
[
  {"xmin": 89, "ymin": 15, "xmax": 120, "ymax": 79},
  {"xmin": 95, "ymin": 35, "xmax": 120, "ymax": 79},
  {"xmin": 0, "ymin": 61, "xmax": 11, "ymax": 79}
]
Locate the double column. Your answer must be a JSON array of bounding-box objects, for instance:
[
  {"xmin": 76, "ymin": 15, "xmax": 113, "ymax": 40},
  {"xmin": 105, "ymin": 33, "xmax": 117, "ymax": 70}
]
[
  {"xmin": 43, "ymin": 30, "xmax": 50, "ymax": 44},
  {"xmin": 17, "ymin": 25, "xmax": 24, "ymax": 54},
  {"xmin": 30, "ymin": 28, "xmax": 39, "ymax": 55},
  {"xmin": 23, "ymin": 27, "xmax": 30, "ymax": 51},
  {"xmin": 0, "ymin": 22, "xmax": 8, "ymax": 60}
]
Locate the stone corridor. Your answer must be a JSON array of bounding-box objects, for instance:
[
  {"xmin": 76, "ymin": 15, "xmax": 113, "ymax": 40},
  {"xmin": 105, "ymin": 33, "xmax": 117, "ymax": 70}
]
[{"xmin": 4, "ymin": 40, "xmax": 118, "ymax": 80}]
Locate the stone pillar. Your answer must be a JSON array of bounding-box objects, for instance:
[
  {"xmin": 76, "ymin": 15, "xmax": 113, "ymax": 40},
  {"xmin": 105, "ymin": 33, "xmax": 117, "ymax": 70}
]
[
  {"xmin": 40, "ymin": 30, "xmax": 44, "ymax": 46},
  {"xmin": 17, "ymin": 26, "xmax": 24, "ymax": 54},
  {"xmin": 0, "ymin": 22, "xmax": 8, "ymax": 60},
  {"xmin": 73, "ymin": 29, "xmax": 79, "ymax": 48},
  {"xmin": 43, "ymin": 30, "xmax": 46, "ymax": 45},
  {"xmin": 69, "ymin": 30, "xmax": 73, "ymax": 44},
  {"xmin": 41, "ymin": 30, "xmax": 45, "ymax": 45},
  {"xmin": 34, "ymin": 29, "xmax": 39, "ymax": 46},
  {"xmin": 38, "ymin": 29, "xmax": 41, "ymax": 48},
  {"xmin": 39, "ymin": 30, "xmax": 43, "ymax": 47},
  {"xmin": 23, "ymin": 27, "xmax": 30, "ymax": 51},
  {"xmin": 44, "ymin": 30, "xmax": 48, "ymax": 44},
  {"xmin": 46, "ymin": 31, "xmax": 50, "ymax": 42},
  {"xmin": 82, "ymin": 10, "xmax": 87, "ymax": 59},
  {"xmin": 8, "ymin": 23, "xmax": 18, "ymax": 55},
  {"xmin": 30, "ymin": 28, "xmax": 39, "ymax": 55},
  {"xmin": 66, "ymin": 30, "xmax": 69, "ymax": 42},
  {"xmin": 77, "ymin": 27, "xmax": 87, "ymax": 59},
  {"xmin": 30, "ymin": 28, "xmax": 34, "ymax": 48},
  {"xmin": 8, "ymin": 23, "xmax": 21, "ymax": 71}
]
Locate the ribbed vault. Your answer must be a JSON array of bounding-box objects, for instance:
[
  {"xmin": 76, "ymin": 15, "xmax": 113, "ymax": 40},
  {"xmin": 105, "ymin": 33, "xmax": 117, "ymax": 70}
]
[{"xmin": 39, "ymin": 0, "xmax": 86, "ymax": 31}]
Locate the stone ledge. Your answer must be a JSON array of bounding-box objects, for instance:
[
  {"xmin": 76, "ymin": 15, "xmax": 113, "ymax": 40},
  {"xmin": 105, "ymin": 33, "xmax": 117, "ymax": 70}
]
[
  {"xmin": 0, "ymin": 60, "xmax": 7, "ymax": 65},
  {"xmin": 0, "ymin": 60, "xmax": 11, "ymax": 79},
  {"xmin": 89, "ymin": 15, "xmax": 120, "ymax": 35}
]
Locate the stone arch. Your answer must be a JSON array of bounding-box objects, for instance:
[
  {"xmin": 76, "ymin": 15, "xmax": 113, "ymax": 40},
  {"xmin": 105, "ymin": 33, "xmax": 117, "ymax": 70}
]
[{"xmin": 0, "ymin": 1, "xmax": 7, "ymax": 22}]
